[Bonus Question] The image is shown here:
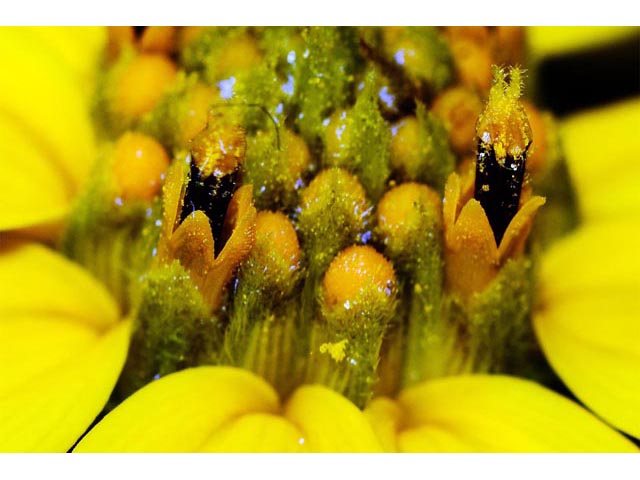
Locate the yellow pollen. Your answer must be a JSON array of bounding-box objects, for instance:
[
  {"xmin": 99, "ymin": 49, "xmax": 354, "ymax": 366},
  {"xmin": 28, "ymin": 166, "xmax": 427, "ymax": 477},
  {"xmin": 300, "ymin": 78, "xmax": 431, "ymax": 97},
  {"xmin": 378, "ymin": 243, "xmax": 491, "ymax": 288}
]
[
  {"xmin": 319, "ymin": 339, "xmax": 349, "ymax": 363},
  {"xmin": 476, "ymin": 66, "xmax": 532, "ymax": 164}
]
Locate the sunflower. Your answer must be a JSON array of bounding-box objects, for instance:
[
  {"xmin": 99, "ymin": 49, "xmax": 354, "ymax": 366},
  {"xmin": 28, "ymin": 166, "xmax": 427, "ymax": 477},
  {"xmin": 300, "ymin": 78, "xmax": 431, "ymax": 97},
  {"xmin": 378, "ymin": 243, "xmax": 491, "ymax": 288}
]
[{"xmin": 0, "ymin": 26, "xmax": 637, "ymax": 453}]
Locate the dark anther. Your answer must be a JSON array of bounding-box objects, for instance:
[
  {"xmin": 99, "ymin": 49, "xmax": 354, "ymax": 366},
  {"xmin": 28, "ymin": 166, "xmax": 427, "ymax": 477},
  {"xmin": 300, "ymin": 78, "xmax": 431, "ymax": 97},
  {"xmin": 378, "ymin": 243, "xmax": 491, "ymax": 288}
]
[
  {"xmin": 180, "ymin": 161, "xmax": 238, "ymax": 256},
  {"xmin": 474, "ymin": 141, "xmax": 529, "ymax": 244}
]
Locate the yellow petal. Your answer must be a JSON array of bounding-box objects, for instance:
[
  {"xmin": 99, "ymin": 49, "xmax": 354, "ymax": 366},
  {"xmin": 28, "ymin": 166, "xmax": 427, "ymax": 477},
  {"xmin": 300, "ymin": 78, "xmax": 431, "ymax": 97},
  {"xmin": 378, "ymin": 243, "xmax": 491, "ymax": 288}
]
[
  {"xmin": 199, "ymin": 413, "xmax": 303, "ymax": 453},
  {"xmin": 527, "ymin": 26, "xmax": 638, "ymax": 60},
  {"xmin": 0, "ymin": 242, "xmax": 118, "ymax": 331},
  {"xmin": 0, "ymin": 320, "xmax": 131, "ymax": 452},
  {"xmin": 396, "ymin": 375, "xmax": 637, "ymax": 452},
  {"xmin": 74, "ymin": 367, "xmax": 280, "ymax": 452},
  {"xmin": 24, "ymin": 27, "xmax": 106, "ymax": 92},
  {"xmin": 364, "ymin": 397, "xmax": 402, "ymax": 452},
  {"xmin": 402, "ymin": 424, "xmax": 483, "ymax": 451},
  {"xmin": 560, "ymin": 98, "xmax": 640, "ymax": 224},
  {"xmin": 0, "ymin": 114, "xmax": 71, "ymax": 230},
  {"xmin": 0, "ymin": 28, "xmax": 96, "ymax": 204},
  {"xmin": 535, "ymin": 221, "xmax": 640, "ymax": 438},
  {"xmin": 0, "ymin": 241, "xmax": 130, "ymax": 452},
  {"xmin": 537, "ymin": 220, "xmax": 639, "ymax": 302},
  {"xmin": 284, "ymin": 385, "xmax": 384, "ymax": 452}
]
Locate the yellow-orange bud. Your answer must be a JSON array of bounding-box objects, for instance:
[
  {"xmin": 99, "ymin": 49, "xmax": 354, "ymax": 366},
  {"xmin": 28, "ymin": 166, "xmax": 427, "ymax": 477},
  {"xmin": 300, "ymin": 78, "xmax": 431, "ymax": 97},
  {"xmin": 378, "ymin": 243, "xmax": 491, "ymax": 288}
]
[
  {"xmin": 113, "ymin": 54, "xmax": 177, "ymax": 118},
  {"xmin": 450, "ymin": 39, "xmax": 493, "ymax": 94},
  {"xmin": 444, "ymin": 26, "xmax": 490, "ymax": 45},
  {"xmin": 389, "ymin": 117, "xmax": 420, "ymax": 175},
  {"xmin": 301, "ymin": 168, "xmax": 367, "ymax": 216},
  {"xmin": 432, "ymin": 86, "xmax": 483, "ymax": 155},
  {"xmin": 140, "ymin": 27, "xmax": 177, "ymax": 55},
  {"xmin": 211, "ymin": 33, "xmax": 262, "ymax": 81},
  {"xmin": 179, "ymin": 82, "xmax": 216, "ymax": 145},
  {"xmin": 112, "ymin": 131, "xmax": 170, "ymax": 202},
  {"xmin": 322, "ymin": 245, "xmax": 396, "ymax": 325},
  {"xmin": 254, "ymin": 210, "xmax": 300, "ymax": 273},
  {"xmin": 283, "ymin": 130, "xmax": 311, "ymax": 180},
  {"xmin": 377, "ymin": 182, "xmax": 441, "ymax": 257},
  {"xmin": 492, "ymin": 26, "xmax": 525, "ymax": 66}
]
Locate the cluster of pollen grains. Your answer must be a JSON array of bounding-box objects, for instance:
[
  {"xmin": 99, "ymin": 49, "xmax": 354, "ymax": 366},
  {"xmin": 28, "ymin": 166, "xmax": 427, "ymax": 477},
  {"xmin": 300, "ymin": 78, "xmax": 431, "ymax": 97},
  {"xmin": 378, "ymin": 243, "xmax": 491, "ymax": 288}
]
[{"xmin": 476, "ymin": 67, "xmax": 531, "ymax": 163}]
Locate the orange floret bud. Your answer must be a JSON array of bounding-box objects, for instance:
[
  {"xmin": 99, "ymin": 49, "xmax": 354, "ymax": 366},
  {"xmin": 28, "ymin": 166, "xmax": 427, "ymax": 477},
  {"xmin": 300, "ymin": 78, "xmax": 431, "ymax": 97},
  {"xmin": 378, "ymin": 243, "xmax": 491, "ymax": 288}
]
[
  {"xmin": 283, "ymin": 129, "xmax": 311, "ymax": 181},
  {"xmin": 450, "ymin": 39, "xmax": 493, "ymax": 94},
  {"xmin": 211, "ymin": 33, "xmax": 262, "ymax": 81},
  {"xmin": 139, "ymin": 26, "xmax": 177, "ymax": 55},
  {"xmin": 300, "ymin": 168, "xmax": 368, "ymax": 221},
  {"xmin": 112, "ymin": 131, "xmax": 170, "ymax": 202},
  {"xmin": 389, "ymin": 117, "xmax": 420, "ymax": 174},
  {"xmin": 322, "ymin": 245, "xmax": 396, "ymax": 328},
  {"xmin": 253, "ymin": 210, "xmax": 301, "ymax": 285},
  {"xmin": 179, "ymin": 82, "xmax": 216, "ymax": 145},
  {"xmin": 444, "ymin": 26, "xmax": 490, "ymax": 45},
  {"xmin": 377, "ymin": 182, "xmax": 441, "ymax": 258},
  {"xmin": 113, "ymin": 54, "xmax": 177, "ymax": 118},
  {"xmin": 432, "ymin": 86, "xmax": 483, "ymax": 156}
]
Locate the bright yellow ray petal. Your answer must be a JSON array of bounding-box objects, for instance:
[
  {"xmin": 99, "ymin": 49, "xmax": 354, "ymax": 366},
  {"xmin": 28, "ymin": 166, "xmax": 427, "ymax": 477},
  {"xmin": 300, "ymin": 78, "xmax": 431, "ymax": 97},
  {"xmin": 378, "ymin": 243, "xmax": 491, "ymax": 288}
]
[
  {"xmin": 24, "ymin": 27, "xmax": 106, "ymax": 91},
  {"xmin": 535, "ymin": 221, "xmax": 640, "ymax": 438},
  {"xmin": 527, "ymin": 27, "xmax": 637, "ymax": 59},
  {"xmin": 364, "ymin": 397, "xmax": 402, "ymax": 453},
  {"xmin": 537, "ymin": 220, "xmax": 639, "ymax": 303},
  {"xmin": 74, "ymin": 367, "xmax": 280, "ymax": 452},
  {"xmin": 0, "ymin": 318, "xmax": 131, "ymax": 452},
  {"xmin": 396, "ymin": 375, "xmax": 637, "ymax": 452},
  {"xmin": 560, "ymin": 98, "xmax": 640, "ymax": 224},
  {"xmin": 0, "ymin": 28, "xmax": 96, "ymax": 198},
  {"xmin": 0, "ymin": 114, "xmax": 71, "ymax": 230},
  {"xmin": 199, "ymin": 413, "xmax": 303, "ymax": 453},
  {"xmin": 0, "ymin": 242, "xmax": 119, "ymax": 331},
  {"xmin": 399, "ymin": 424, "xmax": 478, "ymax": 452},
  {"xmin": 0, "ymin": 242, "xmax": 130, "ymax": 451},
  {"xmin": 284, "ymin": 385, "xmax": 384, "ymax": 452},
  {"xmin": 0, "ymin": 315, "xmax": 99, "ymax": 397}
]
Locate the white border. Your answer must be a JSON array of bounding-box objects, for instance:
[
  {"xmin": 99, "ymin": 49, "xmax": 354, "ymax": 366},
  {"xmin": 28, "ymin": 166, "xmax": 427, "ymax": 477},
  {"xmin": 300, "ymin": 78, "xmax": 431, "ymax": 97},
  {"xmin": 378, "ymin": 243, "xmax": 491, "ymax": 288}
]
[
  {"xmin": 2, "ymin": 453, "xmax": 640, "ymax": 480},
  {"xmin": 0, "ymin": 0, "xmax": 638, "ymax": 26}
]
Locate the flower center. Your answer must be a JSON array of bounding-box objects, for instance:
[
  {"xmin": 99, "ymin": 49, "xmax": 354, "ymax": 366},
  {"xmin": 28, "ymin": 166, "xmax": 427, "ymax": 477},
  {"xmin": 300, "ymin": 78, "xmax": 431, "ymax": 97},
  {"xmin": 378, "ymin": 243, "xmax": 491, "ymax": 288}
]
[{"xmin": 62, "ymin": 27, "xmax": 580, "ymax": 407}]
